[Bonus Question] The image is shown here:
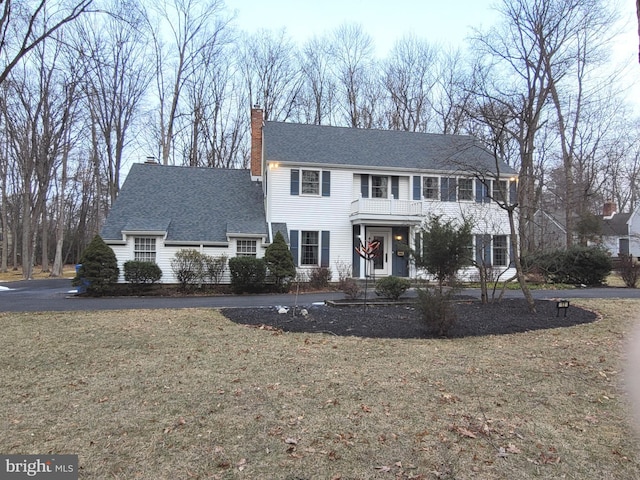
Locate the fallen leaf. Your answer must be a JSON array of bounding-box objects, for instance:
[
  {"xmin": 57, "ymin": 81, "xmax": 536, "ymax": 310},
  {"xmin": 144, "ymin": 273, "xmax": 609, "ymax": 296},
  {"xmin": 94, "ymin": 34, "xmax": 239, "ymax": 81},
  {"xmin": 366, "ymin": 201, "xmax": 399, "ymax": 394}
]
[
  {"xmin": 506, "ymin": 444, "xmax": 521, "ymax": 454},
  {"xmin": 285, "ymin": 437, "xmax": 298, "ymax": 445},
  {"xmin": 375, "ymin": 465, "xmax": 392, "ymax": 472},
  {"xmin": 456, "ymin": 427, "xmax": 477, "ymax": 439}
]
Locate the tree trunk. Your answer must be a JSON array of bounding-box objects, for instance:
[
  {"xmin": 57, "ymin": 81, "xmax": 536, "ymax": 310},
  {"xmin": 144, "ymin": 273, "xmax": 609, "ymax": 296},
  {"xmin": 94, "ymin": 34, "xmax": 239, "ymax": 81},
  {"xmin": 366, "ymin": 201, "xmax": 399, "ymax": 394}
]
[
  {"xmin": 508, "ymin": 207, "xmax": 536, "ymax": 313},
  {"xmin": 52, "ymin": 143, "xmax": 69, "ymax": 277}
]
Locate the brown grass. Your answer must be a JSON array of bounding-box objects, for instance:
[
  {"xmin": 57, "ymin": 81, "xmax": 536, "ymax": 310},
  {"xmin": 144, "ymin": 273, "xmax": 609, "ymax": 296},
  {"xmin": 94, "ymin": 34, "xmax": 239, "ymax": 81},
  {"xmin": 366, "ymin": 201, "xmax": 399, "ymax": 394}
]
[
  {"xmin": 1, "ymin": 300, "xmax": 639, "ymax": 479},
  {"xmin": 0, "ymin": 265, "xmax": 77, "ymax": 282}
]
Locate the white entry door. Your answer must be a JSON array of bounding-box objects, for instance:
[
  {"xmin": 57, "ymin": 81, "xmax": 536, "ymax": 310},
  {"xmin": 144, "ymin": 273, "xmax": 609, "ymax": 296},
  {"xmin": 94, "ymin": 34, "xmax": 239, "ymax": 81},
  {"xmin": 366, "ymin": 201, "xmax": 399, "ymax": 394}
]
[{"xmin": 367, "ymin": 228, "xmax": 391, "ymax": 277}]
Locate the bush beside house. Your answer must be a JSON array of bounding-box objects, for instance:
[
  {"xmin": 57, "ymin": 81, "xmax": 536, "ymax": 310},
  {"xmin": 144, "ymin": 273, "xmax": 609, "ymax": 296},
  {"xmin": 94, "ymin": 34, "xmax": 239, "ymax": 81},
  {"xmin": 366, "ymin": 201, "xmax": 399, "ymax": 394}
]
[
  {"xmin": 264, "ymin": 231, "xmax": 296, "ymax": 292},
  {"xmin": 525, "ymin": 246, "xmax": 612, "ymax": 286},
  {"xmin": 229, "ymin": 256, "xmax": 266, "ymax": 293},
  {"xmin": 124, "ymin": 261, "xmax": 162, "ymax": 293},
  {"xmin": 72, "ymin": 235, "xmax": 119, "ymax": 296}
]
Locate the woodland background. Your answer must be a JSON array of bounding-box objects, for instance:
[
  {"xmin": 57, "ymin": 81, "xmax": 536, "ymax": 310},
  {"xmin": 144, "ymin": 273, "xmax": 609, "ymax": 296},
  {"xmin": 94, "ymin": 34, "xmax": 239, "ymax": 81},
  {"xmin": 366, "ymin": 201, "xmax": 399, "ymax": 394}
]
[{"xmin": 0, "ymin": 0, "xmax": 638, "ymax": 279}]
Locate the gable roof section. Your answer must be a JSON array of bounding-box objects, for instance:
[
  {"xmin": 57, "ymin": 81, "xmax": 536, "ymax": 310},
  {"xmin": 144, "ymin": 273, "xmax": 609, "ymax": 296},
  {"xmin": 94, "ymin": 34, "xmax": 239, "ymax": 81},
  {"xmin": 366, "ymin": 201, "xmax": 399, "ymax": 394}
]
[
  {"xmin": 601, "ymin": 212, "xmax": 631, "ymax": 237},
  {"xmin": 101, "ymin": 164, "xmax": 267, "ymax": 243},
  {"xmin": 263, "ymin": 121, "xmax": 517, "ymax": 175}
]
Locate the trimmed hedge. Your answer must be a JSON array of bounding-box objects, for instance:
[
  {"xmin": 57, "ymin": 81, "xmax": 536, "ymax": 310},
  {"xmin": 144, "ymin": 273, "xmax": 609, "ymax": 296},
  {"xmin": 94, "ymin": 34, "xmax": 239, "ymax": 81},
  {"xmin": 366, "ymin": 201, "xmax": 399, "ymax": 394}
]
[
  {"xmin": 229, "ymin": 256, "xmax": 266, "ymax": 293},
  {"xmin": 124, "ymin": 261, "xmax": 162, "ymax": 285}
]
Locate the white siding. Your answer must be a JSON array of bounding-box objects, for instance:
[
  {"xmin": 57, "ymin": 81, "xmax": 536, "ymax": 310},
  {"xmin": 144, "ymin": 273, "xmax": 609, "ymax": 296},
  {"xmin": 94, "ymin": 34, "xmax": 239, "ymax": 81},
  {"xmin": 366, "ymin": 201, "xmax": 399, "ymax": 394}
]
[
  {"xmin": 108, "ymin": 236, "xmax": 266, "ymax": 284},
  {"xmin": 266, "ymin": 165, "xmax": 514, "ymax": 281}
]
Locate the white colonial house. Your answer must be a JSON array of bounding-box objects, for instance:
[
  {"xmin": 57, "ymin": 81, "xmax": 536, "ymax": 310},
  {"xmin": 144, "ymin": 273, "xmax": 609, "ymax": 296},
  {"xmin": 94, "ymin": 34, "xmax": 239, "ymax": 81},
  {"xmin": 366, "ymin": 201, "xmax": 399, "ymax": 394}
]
[{"xmin": 101, "ymin": 108, "xmax": 518, "ymax": 283}]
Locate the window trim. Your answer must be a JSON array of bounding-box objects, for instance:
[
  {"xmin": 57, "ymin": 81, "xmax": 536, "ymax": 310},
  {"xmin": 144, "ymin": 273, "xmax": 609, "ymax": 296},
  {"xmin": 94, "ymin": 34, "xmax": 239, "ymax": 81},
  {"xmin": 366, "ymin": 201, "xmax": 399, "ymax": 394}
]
[
  {"xmin": 493, "ymin": 235, "xmax": 509, "ymax": 267},
  {"xmin": 134, "ymin": 237, "xmax": 156, "ymax": 262},
  {"xmin": 236, "ymin": 239, "xmax": 257, "ymax": 257},
  {"xmin": 371, "ymin": 175, "xmax": 389, "ymax": 199},
  {"xmin": 422, "ymin": 176, "xmax": 439, "ymax": 200},
  {"xmin": 300, "ymin": 231, "xmax": 319, "ymax": 266},
  {"xmin": 458, "ymin": 178, "xmax": 474, "ymax": 202},
  {"xmin": 301, "ymin": 169, "xmax": 321, "ymax": 195}
]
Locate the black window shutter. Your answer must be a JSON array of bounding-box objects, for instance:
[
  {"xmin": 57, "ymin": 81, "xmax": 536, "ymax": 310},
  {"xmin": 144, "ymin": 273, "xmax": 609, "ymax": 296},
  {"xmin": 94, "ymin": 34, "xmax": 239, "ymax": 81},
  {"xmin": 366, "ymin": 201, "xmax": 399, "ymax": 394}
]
[
  {"xmin": 322, "ymin": 171, "xmax": 331, "ymax": 197},
  {"xmin": 391, "ymin": 176, "xmax": 399, "ymax": 199},
  {"xmin": 360, "ymin": 174, "xmax": 369, "ymax": 198},
  {"xmin": 321, "ymin": 231, "xmax": 330, "ymax": 267},
  {"xmin": 290, "ymin": 170, "xmax": 299, "ymax": 196},
  {"xmin": 509, "ymin": 180, "xmax": 517, "ymax": 205},
  {"xmin": 290, "ymin": 230, "xmax": 299, "ymax": 266},
  {"xmin": 441, "ymin": 177, "xmax": 449, "ymax": 201},
  {"xmin": 413, "ymin": 176, "xmax": 421, "ymax": 200}
]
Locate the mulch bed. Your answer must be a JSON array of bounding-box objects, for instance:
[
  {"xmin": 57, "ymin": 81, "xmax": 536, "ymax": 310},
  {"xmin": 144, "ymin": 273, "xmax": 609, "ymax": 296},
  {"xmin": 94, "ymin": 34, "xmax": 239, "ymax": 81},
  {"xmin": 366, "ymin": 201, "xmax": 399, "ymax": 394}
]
[{"xmin": 220, "ymin": 298, "xmax": 599, "ymax": 339}]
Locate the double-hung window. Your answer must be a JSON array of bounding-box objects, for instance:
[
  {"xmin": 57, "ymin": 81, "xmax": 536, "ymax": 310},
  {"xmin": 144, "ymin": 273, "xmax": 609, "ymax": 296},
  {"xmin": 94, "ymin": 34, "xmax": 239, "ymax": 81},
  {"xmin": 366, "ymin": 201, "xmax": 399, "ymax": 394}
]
[
  {"xmin": 422, "ymin": 176, "xmax": 438, "ymax": 200},
  {"xmin": 301, "ymin": 231, "xmax": 319, "ymax": 265},
  {"xmin": 493, "ymin": 235, "xmax": 508, "ymax": 266},
  {"xmin": 134, "ymin": 237, "xmax": 156, "ymax": 262},
  {"xmin": 441, "ymin": 177, "xmax": 457, "ymax": 202},
  {"xmin": 458, "ymin": 178, "xmax": 473, "ymax": 201},
  {"xmin": 492, "ymin": 180, "xmax": 508, "ymax": 203},
  {"xmin": 301, "ymin": 170, "xmax": 320, "ymax": 195},
  {"xmin": 237, "ymin": 239, "xmax": 257, "ymax": 257},
  {"xmin": 371, "ymin": 176, "xmax": 388, "ymax": 198}
]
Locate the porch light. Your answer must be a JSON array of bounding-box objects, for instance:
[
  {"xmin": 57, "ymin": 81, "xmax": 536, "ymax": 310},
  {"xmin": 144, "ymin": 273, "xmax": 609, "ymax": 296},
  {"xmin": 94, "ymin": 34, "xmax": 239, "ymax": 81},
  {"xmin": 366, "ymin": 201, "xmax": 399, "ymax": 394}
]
[
  {"xmin": 395, "ymin": 234, "xmax": 403, "ymax": 241},
  {"xmin": 556, "ymin": 299, "xmax": 570, "ymax": 317}
]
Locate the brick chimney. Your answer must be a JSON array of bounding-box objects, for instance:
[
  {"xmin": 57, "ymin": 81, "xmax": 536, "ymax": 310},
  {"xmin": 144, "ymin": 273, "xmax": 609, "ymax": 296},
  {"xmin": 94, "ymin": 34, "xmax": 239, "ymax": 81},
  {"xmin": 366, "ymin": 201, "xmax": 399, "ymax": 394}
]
[
  {"xmin": 250, "ymin": 106, "xmax": 264, "ymax": 177},
  {"xmin": 603, "ymin": 200, "xmax": 617, "ymax": 218}
]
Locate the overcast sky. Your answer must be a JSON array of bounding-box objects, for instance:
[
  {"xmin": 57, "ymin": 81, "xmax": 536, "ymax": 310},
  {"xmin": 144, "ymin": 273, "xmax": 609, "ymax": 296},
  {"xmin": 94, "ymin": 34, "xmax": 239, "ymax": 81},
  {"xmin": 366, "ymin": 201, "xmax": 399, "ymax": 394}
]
[{"xmin": 230, "ymin": 0, "xmax": 639, "ymax": 64}]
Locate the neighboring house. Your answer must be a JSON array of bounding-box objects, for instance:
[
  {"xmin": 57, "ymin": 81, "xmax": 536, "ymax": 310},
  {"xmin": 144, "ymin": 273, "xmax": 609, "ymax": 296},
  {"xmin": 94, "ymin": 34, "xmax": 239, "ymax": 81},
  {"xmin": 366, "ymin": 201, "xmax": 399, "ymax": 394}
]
[
  {"xmin": 102, "ymin": 108, "xmax": 518, "ymax": 283},
  {"xmin": 600, "ymin": 202, "xmax": 640, "ymax": 258},
  {"xmin": 530, "ymin": 208, "xmax": 568, "ymax": 253}
]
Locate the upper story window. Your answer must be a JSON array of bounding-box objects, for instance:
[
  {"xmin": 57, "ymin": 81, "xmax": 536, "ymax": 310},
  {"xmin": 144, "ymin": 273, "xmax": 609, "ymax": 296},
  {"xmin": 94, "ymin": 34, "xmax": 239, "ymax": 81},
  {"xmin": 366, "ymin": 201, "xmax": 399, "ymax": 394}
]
[
  {"xmin": 134, "ymin": 237, "xmax": 156, "ymax": 262},
  {"xmin": 291, "ymin": 169, "xmax": 330, "ymax": 196},
  {"xmin": 492, "ymin": 180, "xmax": 508, "ymax": 203},
  {"xmin": 441, "ymin": 177, "xmax": 457, "ymax": 202},
  {"xmin": 237, "ymin": 239, "xmax": 257, "ymax": 257},
  {"xmin": 371, "ymin": 176, "xmax": 388, "ymax": 198},
  {"xmin": 301, "ymin": 170, "xmax": 320, "ymax": 195},
  {"xmin": 458, "ymin": 178, "xmax": 474, "ymax": 201},
  {"xmin": 422, "ymin": 176, "xmax": 439, "ymax": 200},
  {"xmin": 360, "ymin": 174, "xmax": 395, "ymax": 199}
]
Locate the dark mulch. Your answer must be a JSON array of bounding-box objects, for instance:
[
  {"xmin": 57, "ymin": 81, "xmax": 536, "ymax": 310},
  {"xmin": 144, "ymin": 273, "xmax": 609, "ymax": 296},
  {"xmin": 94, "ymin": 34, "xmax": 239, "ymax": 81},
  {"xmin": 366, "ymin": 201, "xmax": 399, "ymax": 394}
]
[{"xmin": 220, "ymin": 298, "xmax": 599, "ymax": 339}]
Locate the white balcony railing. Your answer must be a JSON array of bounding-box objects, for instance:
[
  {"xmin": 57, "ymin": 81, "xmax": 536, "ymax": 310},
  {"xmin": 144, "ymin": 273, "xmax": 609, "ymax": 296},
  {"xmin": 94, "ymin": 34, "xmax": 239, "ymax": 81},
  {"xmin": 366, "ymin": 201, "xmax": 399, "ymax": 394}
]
[{"xmin": 350, "ymin": 198, "xmax": 423, "ymax": 217}]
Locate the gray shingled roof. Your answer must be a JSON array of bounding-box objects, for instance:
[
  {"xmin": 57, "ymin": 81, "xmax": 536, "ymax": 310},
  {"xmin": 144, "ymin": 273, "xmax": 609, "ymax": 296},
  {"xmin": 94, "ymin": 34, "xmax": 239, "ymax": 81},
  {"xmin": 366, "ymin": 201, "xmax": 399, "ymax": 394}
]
[
  {"xmin": 101, "ymin": 164, "xmax": 267, "ymax": 243},
  {"xmin": 602, "ymin": 213, "xmax": 631, "ymax": 236},
  {"xmin": 264, "ymin": 121, "xmax": 517, "ymax": 175}
]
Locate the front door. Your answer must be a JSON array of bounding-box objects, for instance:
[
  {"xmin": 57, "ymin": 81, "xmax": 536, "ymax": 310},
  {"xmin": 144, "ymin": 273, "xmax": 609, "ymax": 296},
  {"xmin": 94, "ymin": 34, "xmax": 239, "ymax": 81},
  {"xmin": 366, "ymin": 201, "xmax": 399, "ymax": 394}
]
[{"xmin": 367, "ymin": 228, "xmax": 391, "ymax": 277}]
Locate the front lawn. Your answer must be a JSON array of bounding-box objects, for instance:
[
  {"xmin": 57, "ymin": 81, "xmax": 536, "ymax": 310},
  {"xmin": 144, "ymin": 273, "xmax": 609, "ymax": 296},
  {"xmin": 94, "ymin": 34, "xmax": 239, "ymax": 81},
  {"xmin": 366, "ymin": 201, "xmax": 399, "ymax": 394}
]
[{"xmin": 1, "ymin": 300, "xmax": 639, "ymax": 479}]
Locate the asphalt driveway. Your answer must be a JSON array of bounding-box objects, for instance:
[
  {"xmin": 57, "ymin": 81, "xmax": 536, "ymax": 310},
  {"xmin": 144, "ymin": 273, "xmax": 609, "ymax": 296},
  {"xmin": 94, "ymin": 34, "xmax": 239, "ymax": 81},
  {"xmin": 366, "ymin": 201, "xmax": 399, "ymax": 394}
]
[{"xmin": 1, "ymin": 278, "xmax": 640, "ymax": 313}]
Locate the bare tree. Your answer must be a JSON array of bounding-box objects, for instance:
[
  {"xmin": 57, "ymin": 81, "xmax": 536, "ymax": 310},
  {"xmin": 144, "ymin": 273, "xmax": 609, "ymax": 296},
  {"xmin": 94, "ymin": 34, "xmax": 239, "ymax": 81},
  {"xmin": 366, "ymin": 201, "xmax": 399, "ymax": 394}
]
[
  {"xmin": 541, "ymin": 0, "xmax": 618, "ymax": 246},
  {"xmin": 240, "ymin": 28, "xmax": 302, "ymax": 123},
  {"xmin": 382, "ymin": 35, "xmax": 438, "ymax": 132},
  {"xmin": 0, "ymin": 0, "xmax": 95, "ymax": 85},
  {"xmin": 297, "ymin": 35, "xmax": 336, "ymax": 125},
  {"xmin": 75, "ymin": 2, "xmax": 152, "ymax": 205},
  {"xmin": 148, "ymin": 0, "xmax": 230, "ymax": 165},
  {"xmin": 329, "ymin": 23, "xmax": 375, "ymax": 128},
  {"xmin": 432, "ymin": 48, "xmax": 475, "ymax": 135},
  {"xmin": 184, "ymin": 37, "xmax": 246, "ymax": 168}
]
